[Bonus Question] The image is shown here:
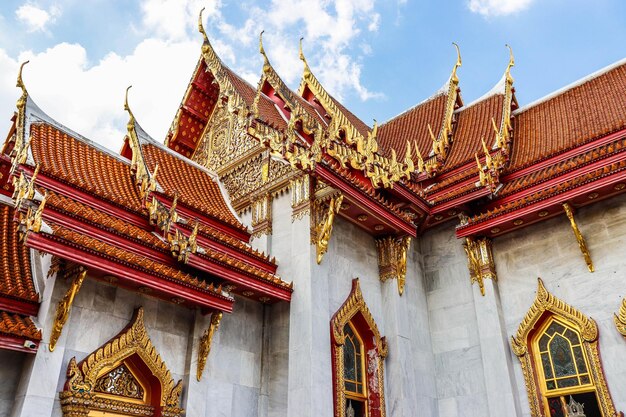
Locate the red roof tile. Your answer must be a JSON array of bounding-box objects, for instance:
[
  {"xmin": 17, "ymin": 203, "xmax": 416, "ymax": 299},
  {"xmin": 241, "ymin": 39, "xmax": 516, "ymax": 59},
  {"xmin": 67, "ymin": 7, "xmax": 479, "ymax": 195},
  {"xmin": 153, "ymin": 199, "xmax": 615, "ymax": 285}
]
[
  {"xmin": 0, "ymin": 203, "xmax": 37, "ymax": 303},
  {"xmin": 378, "ymin": 94, "xmax": 448, "ymax": 161},
  {"xmin": 29, "ymin": 123, "xmax": 144, "ymax": 213},
  {"xmin": 141, "ymin": 143, "xmax": 245, "ymax": 232},
  {"xmin": 509, "ymin": 63, "xmax": 626, "ymax": 172},
  {"xmin": 444, "ymin": 95, "xmax": 504, "ymax": 170},
  {"xmin": 0, "ymin": 311, "xmax": 41, "ymax": 340}
]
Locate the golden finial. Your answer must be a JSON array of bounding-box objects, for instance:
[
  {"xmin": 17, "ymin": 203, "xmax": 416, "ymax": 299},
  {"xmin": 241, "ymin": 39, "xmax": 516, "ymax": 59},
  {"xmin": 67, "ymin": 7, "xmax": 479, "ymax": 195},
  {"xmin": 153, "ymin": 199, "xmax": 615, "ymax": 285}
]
[
  {"xmin": 259, "ymin": 30, "xmax": 271, "ymax": 72},
  {"xmin": 505, "ymin": 44, "xmax": 515, "ymax": 83},
  {"xmin": 299, "ymin": 37, "xmax": 312, "ymax": 77},
  {"xmin": 198, "ymin": 7, "xmax": 209, "ymax": 44},
  {"xmin": 124, "ymin": 85, "xmax": 136, "ymax": 123},
  {"xmin": 414, "ymin": 140, "xmax": 425, "ymax": 173},
  {"xmin": 427, "ymin": 124, "xmax": 436, "ymax": 143},
  {"xmin": 481, "ymin": 136, "xmax": 490, "ymax": 154},
  {"xmin": 475, "ymin": 153, "xmax": 482, "ymax": 170},
  {"xmin": 17, "ymin": 61, "xmax": 29, "ymax": 94},
  {"xmin": 451, "ymin": 42, "xmax": 462, "ymax": 82},
  {"xmin": 371, "ymin": 119, "xmax": 378, "ymax": 138}
]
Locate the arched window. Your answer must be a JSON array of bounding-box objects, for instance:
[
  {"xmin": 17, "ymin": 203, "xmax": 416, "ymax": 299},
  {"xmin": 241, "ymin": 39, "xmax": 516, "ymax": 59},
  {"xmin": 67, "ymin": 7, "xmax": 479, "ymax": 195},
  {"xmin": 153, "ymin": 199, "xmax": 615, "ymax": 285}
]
[
  {"xmin": 60, "ymin": 308, "xmax": 184, "ymax": 417},
  {"xmin": 331, "ymin": 279, "xmax": 387, "ymax": 417},
  {"xmin": 512, "ymin": 279, "xmax": 621, "ymax": 417}
]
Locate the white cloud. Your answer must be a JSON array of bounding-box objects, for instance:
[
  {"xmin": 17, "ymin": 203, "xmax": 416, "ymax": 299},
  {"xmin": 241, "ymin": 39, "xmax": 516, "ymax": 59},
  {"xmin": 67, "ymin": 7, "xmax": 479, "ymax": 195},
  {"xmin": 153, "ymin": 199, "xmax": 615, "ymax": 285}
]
[
  {"xmin": 15, "ymin": 3, "xmax": 61, "ymax": 33},
  {"xmin": 0, "ymin": 0, "xmax": 382, "ymax": 152},
  {"xmin": 468, "ymin": 0, "xmax": 534, "ymax": 17}
]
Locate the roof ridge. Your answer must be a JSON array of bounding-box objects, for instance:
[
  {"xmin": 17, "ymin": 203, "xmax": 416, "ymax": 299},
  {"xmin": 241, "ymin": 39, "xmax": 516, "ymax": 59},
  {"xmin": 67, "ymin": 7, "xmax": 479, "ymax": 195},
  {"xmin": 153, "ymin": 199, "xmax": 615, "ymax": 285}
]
[
  {"xmin": 457, "ymin": 73, "xmax": 506, "ymax": 112},
  {"xmin": 515, "ymin": 56, "xmax": 626, "ymax": 114}
]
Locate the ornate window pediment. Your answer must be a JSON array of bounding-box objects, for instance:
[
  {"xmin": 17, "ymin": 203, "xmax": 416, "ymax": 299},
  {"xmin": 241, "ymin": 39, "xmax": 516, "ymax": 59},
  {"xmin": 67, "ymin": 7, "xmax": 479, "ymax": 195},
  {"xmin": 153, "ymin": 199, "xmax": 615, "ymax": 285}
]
[
  {"xmin": 60, "ymin": 307, "xmax": 184, "ymax": 417},
  {"xmin": 511, "ymin": 279, "xmax": 622, "ymax": 417},
  {"xmin": 331, "ymin": 279, "xmax": 388, "ymax": 417}
]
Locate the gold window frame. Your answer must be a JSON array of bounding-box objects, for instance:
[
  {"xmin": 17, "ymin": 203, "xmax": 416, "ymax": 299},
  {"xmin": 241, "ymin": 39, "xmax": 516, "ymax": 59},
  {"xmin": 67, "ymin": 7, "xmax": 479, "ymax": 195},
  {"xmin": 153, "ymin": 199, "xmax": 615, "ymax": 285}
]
[
  {"xmin": 511, "ymin": 278, "xmax": 621, "ymax": 417},
  {"xmin": 331, "ymin": 279, "xmax": 388, "ymax": 417}
]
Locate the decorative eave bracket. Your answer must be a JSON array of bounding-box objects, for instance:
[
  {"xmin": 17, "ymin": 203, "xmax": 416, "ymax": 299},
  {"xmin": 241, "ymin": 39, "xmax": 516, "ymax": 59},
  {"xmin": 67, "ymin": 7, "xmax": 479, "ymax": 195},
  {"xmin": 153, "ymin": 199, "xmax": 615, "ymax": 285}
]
[
  {"xmin": 375, "ymin": 236, "xmax": 411, "ymax": 295},
  {"xmin": 196, "ymin": 311, "xmax": 223, "ymax": 381},
  {"xmin": 563, "ymin": 202, "xmax": 594, "ymax": 272},
  {"xmin": 615, "ymin": 298, "xmax": 626, "ymax": 337},
  {"xmin": 463, "ymin": 236, "xmax": 497, "ymax": 296},
  {"xmin": 49, "ymin": 267, "xmax": 87, "ymax": 351},
  {"xmin": 312, "ymin": 192, "xmax": 343, "ymax": 264}
]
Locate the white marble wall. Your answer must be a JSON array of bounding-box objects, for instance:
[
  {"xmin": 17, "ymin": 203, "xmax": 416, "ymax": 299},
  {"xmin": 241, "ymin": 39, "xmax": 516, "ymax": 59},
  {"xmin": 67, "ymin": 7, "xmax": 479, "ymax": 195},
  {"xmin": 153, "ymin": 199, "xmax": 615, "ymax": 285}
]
[
  {"xmin": 420, "ymin": 224, "xmax": 490, "ymax": 417},
  {"xmin": 0, "ymin": 350, "xmax": 25, "ymax": 416},
  {"xmin": 495, "ymin": 193, "xmax": 626, "ymax": 417}
]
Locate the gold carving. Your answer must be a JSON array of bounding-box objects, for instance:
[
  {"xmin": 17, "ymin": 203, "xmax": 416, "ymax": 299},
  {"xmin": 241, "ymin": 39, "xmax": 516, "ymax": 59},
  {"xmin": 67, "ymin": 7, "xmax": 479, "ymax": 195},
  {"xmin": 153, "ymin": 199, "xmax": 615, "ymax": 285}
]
[
  {"xmin": 511, "ymin": 279, "xmax": 621, "ymax": 417},
  {"xmin": 563, "ymin": 203, "xmax": 594, "ymax": 272},
  {"xmin": 50, "ymin": 268, "xmax": 87, "ymax": 351},
  {"xmin": 331, "ymin": 279, "xmax": 387, "ymax": 417},
  {"xmin": 375, "ymin": 236, "xmax": 411, "ymax": 296},
  {"xmin": 94, "ymin": 364, "xmax": 144, "ymax": 400},
  {"xmin": 291, "ymin": 174, "xmax": 311, "ymax": 221},
  {"xmin": 168, "ymin": 221, "xmax": 199, "ymax": 263},
  {"xmin": 10, "ymin": 61, "xmax": 30, "ymax": 174},
  {"xmin": 313, "ymin": 193, "xmax": 344, "ymax": 264},
  {"xmin": 125, "ymin": 86, "xmax": 158, "ymax": 201},
  {"xmin": 615, "ymin": 298, "xmax": 626, "ymax": 337},
  {"xmin": 463, "ymin": 236, "xmax": 496, "ymax": 296},
  {"xmin": 251, "ymin": 194, "xmax": 272, "ymax": 238},
  {"xmin": 196, "ymin": 311, "xmax": 223, "ymax": 381},
  {"xmin": 60, "ymin": 307, "xmax": 184, "ymax": 417},
  {"xmin": 13, "ymin": 163, "xmax": 39, "ymax": 210}
]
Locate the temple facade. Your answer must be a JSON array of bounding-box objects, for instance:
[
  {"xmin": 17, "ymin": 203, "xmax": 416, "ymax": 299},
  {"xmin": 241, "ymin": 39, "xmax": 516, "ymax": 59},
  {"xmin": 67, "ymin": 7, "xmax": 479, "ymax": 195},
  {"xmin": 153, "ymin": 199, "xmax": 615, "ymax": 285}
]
[{"xmin": 0, "ymin": 12, "xmax": 625, "ymax": 417}]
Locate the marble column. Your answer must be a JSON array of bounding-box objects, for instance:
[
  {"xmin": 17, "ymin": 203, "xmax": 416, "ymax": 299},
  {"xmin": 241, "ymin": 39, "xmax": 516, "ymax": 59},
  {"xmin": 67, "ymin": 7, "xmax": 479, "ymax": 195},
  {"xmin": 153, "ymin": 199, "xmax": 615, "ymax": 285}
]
[
  {"xmin": 472, "ymin": 278, "xmax": 522, "ymax": 417},
  {"xmin": 285, "ymin": 213, "xmax": 333, "ymax": 417}
]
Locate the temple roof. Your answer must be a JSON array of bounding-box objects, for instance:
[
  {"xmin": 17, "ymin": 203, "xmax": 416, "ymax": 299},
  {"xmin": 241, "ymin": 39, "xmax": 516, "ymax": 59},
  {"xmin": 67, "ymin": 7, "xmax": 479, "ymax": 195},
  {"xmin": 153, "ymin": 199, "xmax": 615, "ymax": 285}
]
[
  {"xmin": 140, "ymin": 142, "xmax": 245, "ymax": 233},
  {"xmin": 378, "ymin": 93, "xmax": 448, "ymax": 161},
  {"xmin": 509, "ymin": 59, "xmax": 626, "ymax": 172},
  {"xmin": 30, "ymin": 122, "xmax": 145, "ymax": 213},
  {"xmin": 0, "ymin": 202, "xmax": 37, "ymax": 304},
  {"xmin": 0, "ymin": 310, "xmax": 41, "ymax": 341}
]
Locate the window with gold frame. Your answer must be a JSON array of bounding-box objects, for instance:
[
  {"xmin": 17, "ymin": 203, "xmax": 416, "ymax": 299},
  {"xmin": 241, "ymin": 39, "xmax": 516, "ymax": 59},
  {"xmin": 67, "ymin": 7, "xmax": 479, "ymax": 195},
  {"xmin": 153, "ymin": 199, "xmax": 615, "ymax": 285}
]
[
  {"xmin": 331, "ymin": 279, "xmax": 388, "ymax": 417},
  {"xmin": 511, "ymin": 279, "xmax": 622, "ymax": 417}
]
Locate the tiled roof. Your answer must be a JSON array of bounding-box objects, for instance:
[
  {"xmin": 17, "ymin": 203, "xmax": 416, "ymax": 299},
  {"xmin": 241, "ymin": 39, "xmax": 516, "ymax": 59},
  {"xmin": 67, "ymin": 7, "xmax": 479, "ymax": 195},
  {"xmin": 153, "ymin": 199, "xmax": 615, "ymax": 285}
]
[
  {"xmin": 378, "ymin": 94, "xmax": 448, "ymax": 161},
  {"xmin": 195, "ymin": 222, "xmax": 273, "ymax": 264},
  {"xmin": 444, "ymin": 94, "xmax": 504, "ymax": 170},
  {"xmin": 30, "ymin": 123, "xmax": 144, "ymax": 213},
  {"xmin": 0, "ymin": 311, "xmax": 41, "ymax": 340},
  {"xmin": 224, "ymin": 68, "xmax": 288, "ymax": 131},
  {"xmin": 45, "ymin": 191, "xmax": 169, "ymax": 251},
  {"xmin": 0, "ymin": 203, "xmax": 37, "ymax": 303},
  {"xmin": 48, "ymin": 223, "xmax": 231, "ymax": 298},
  {"xmin": 141, "ymin": 143, "xmax": 245, "ymax": 232},
  {"xmin": 509, "ymin": 63, "xmax": 626, "ymax": 172}
]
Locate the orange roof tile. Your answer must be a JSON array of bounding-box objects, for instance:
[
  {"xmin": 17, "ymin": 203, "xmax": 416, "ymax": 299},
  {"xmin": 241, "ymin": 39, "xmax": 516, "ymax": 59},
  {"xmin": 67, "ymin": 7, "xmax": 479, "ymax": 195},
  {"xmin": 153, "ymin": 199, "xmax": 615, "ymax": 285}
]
[
  {"xmin": 48, "ymin": 223, "xmax": 230, "ymax": 298},
  {"xmin": 378, "ymin": 94, "xmax": 448, "ymax": 161},
  {"xmin": 45, "ymin": 191, "xmax": 169, "ymax": 251},
  {"xmin": 0, "ymin": 311, "xmax": 41, "ymax": 340},
  {"xmin": 30, "ymin": 123, "xmax": 144, "ymax": 213},
  {"xmin": 195, "ymin": 222, "xmax": 273, "ymax": 264},
  {"xmin": 509, "ymin": 63, "xmax": 626, "ymax": 172},
  {"xmin": 444, "ymin": 95, "xmax": 504, "ymax": 170},
  {"xmin": 141, "ymin": 143, "xmax": 245, "ymax": 232},
  {"xmin": 0, "ymin": 203, "xmax": 37, "ymax": 303},
  {"xmin": 329, "ymin": 94, "xmax": 371, "ymax": 138}
]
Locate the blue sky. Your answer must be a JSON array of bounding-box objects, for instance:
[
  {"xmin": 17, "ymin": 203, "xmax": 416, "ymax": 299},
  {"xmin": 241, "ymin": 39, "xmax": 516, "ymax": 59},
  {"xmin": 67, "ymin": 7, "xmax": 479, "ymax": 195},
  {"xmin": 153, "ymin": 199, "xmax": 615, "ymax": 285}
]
[{"xmin": 0, "ymin": 0, "xmax": 624, "ymax": 150}]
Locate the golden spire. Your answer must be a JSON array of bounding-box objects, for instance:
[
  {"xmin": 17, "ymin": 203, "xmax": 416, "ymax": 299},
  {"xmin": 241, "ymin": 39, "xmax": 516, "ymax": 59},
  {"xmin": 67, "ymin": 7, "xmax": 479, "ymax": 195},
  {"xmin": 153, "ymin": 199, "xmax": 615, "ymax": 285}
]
[
  {"xmin": 124, "ymin": 85, "xmax": 135, "ymax": 121},
  {"xmin": 17, "ymin": 61, "xmax": 29, "ymax": 96},
  {"xmin": 450, "ymin": 42, "xmax": 462, "ymax": 83},
  {"xmin": 413, "ymin": 140, "xmax": 425, "ymax": 173},
  {"xmin": 259, "ymin": 30, "xmax": 271, "ymax": 73},
  {"xmin": 198, "ymin": 7, "xmax": 209, "ymax": 44},
  {"xmin": 505, "ymin": 44, "xmax": 515, "ymax": 83},
  {"xmin": 299, "ymin": 37, "xmax": 312, "ymax": 78}
]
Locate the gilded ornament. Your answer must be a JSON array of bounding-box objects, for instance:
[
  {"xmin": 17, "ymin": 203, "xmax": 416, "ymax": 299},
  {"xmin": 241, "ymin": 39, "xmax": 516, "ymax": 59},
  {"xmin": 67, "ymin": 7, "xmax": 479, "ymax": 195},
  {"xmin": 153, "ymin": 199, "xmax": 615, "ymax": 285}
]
[
  {"xmin": 314, "ymin": 193, "xmax": 344, "ymax": 264},
  {"xmin": 563, "ymin": 202, "xmax": 594, "ymax": 272},
  {"xmin": 60, "ymin": 307, "xmax": 184, "ymax": 417},
  {"xmin": 463, "ymin": 236, "xmax": 496, "ymax": 296},
  {"xmin": 291, "ymin": 175, "xmax": 311, "ymax": 221},
  {"xmin": 251, "ymin": 194, "xmax": 272, "ymax": 237},
  {"xmin": 50, "ymin": 268, "xmax": 87, "ymax": 351},
  {"xmin": 376, "ymin": 236, "xmax": 411, "ymax": 296},
  {"xmin": 615, "ymin": 298, "xmax": 626, "ymax": 337},
  {"xmin": 331, "ymin": 279, "xmax": 387, "ymax": 417},
  {"xmin": 197, "ymin": 311, "xmax": 223, "ymax": 381},
  {"xmin": 511, "ymin": 278, "xmax": 620, "ymax": 417}
]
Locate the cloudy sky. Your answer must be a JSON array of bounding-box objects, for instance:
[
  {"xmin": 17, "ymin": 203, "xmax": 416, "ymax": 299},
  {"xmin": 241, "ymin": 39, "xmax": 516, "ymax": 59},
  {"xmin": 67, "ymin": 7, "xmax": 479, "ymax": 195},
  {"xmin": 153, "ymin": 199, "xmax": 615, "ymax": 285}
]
[{"xmin": 0, "ymin": 0, "xmax": 624, "ymax": 150}]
